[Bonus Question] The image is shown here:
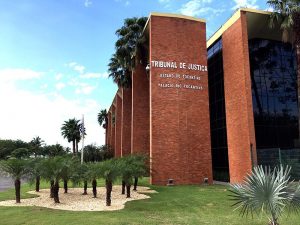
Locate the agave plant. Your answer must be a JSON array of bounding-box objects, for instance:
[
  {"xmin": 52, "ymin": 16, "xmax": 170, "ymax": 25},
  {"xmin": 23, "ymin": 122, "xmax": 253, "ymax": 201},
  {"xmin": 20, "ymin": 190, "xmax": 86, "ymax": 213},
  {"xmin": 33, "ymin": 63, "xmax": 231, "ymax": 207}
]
[{"xmin": 230, "ymin": 166, "xmax": 300, "ymax": 225}]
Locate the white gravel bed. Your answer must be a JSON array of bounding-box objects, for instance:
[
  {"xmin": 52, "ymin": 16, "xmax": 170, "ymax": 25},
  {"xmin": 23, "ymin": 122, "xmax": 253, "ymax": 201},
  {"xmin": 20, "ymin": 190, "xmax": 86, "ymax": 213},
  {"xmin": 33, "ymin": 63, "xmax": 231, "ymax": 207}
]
[{"xmin": 0, "ymin": 186, "xmax": 157, "ymax": 211}]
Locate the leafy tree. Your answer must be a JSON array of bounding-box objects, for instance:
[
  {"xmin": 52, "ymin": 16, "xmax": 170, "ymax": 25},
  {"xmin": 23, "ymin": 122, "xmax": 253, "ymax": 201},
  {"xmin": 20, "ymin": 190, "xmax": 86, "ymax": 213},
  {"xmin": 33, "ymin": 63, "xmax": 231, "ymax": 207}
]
[
  {"xmin": 43, "ymin": 144, "xmax": 68, "ymax": 157},
  {"xmin": 60, "ymin": 156, "xmax": 75, "ymax": 194},
  {"xmin": 267, "ymin": 0, "xmax": 300, "ymax": 136},
  {"xmin": 61, "ymin": 118, "xmax": 82, "ymax": 155},
  {"xmin": 230, "ymin": 166, "xmax": 300, "ymax": 225},
  {"xmin": 98, "ymin": 109, "xmax": 108, "ymax": 129},
  {"xmin": 11, "ymin": 148, "xmax": 30, "ymax": 159},
  {"xmin": 29, "ymin": 136, "xmax": 45, "ymax": 158},
  {"xmin": 99, "ymin": 159, "xmax": 120, "ymax": 206},
  {"xmin": 0, "ymin": 139, "xmax": 29, "ymax": 159},
  {"xmin": 0, "ymin": 159, "xmax": 30, "ymax": 203},
  {"xmin": 70, "ymin": 162, "xmax": 89, "ymax": 195},
  {"xmin": 108, "ymin": 17, "xmax": 147, "ymax": 88}
]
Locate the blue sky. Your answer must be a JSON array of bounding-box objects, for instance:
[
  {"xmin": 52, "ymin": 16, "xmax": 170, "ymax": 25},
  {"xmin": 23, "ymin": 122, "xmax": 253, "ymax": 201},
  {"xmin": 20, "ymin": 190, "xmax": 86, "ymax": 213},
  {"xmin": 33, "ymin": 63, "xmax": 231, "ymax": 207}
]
[{"xmin": 0, "ymin": 0, "xmax": 269, "ymax": 147}]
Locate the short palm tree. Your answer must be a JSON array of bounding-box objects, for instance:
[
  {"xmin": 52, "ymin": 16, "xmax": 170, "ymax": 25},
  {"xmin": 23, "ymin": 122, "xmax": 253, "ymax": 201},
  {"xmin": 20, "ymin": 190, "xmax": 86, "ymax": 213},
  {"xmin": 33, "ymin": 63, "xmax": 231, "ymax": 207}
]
[
  {"xmin": 230, "ymin": 166, "xmax": 300, "ymax": 225},
  {"xmin": 40, "ymin": 157, "xmax": 66, "ymax": 203},
  {"xmin": 86, "ymin": 163, "xmax": 102, "ymax": 198},
  {"xmin": 61, "ymin": 118, "xmax": 81, "ymax": 154},
  {"xmin": 98, "ymin": 109, "xmax": 108, "ymax": 129},
  {"xmin": 60, "ymin": 156, "xmax": 75, "ymax": 194},
  {"xmin": 70, "ymin": 162, "xmax": 89, "ymax": 195},
  {"xmin": 28, "ymin": 158, "xmax": 44, "ymax": 192},
  {"xmin": 0, "ymin": 159, "xmax": 30, "ymax": 203},
  {"xmin": 99, "ymin": 159, "xmax": 120, "ymax": 206}
]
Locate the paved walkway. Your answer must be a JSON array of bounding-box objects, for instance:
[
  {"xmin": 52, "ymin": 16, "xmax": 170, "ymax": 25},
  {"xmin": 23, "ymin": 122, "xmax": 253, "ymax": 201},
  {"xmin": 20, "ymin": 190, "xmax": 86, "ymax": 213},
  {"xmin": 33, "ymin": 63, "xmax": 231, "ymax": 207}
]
[{"xmin": 0, "ymin": 176, "xmax": 14, "ymax": 192}]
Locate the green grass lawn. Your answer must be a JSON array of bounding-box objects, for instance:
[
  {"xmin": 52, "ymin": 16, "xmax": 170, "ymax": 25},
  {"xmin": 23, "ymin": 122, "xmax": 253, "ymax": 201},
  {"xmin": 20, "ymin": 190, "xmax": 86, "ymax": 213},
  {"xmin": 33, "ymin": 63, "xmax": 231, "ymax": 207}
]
[{"xmin": 0, "ymin": 179, "xmax": 299, "ymax": 225}]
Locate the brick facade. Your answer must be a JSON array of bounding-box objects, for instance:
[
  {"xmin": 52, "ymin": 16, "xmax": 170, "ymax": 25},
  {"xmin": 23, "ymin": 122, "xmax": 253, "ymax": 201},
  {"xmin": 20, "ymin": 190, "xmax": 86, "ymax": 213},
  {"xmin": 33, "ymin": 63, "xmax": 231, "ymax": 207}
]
[
  {"xmin": 131, "ymin": 59, "xmax": 150, "ymax": 156},
  {"xmin": 115, "ymin": 91, "xmax": 123, "ymax": 157},
  {"xmin": 121, "ymin": 87, "xmax": 132, "ymax": 156},
  {"xmin": 149, "ymin": 15, "xmax": 212, "ymax": 185},
  {"xmin": 222, "ymin": 11, "xmax": 256, "ymax": 183}
]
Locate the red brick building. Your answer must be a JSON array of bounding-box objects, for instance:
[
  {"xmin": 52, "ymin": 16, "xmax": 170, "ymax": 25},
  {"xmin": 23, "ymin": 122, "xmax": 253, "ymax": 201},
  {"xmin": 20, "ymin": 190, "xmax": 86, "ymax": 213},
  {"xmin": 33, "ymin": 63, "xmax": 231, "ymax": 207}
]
[{"xmin": 106, "ymin": 8, "xmax": 299, "ymax": 185}]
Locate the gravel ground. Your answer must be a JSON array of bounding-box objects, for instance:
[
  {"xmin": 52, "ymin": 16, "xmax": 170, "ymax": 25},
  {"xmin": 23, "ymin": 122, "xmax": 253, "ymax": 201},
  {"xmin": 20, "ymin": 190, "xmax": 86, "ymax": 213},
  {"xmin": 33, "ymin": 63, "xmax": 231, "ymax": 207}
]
[{"xmin": 0, "ymin": 186, "xmax": 157, "ymax": 211}]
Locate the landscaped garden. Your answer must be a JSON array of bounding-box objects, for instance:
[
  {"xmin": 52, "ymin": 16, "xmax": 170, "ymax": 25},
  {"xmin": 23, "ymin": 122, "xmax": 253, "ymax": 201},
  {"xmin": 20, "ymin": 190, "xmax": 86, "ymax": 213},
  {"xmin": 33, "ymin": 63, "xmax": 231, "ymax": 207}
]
[{"xmin": 0, "ymin": 178, "xmax": 300, "ymax": 225}]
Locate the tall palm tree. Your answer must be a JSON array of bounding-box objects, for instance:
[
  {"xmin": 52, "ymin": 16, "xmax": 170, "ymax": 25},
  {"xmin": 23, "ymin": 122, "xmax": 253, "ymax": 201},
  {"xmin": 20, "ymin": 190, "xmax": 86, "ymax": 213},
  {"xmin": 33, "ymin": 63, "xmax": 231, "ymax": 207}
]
[
  {"xmin": 230, "ymin": 166, "xmax": 300, "ymax": 225},
  {"xmin": 108, "ymin": 17, "xmax": 148, "ymax": 88},
  {"xmin": 267, "ymin": 0, "xmax": 300, "ymax": 139},
  {"xmin": 0, "ymin": 159, "xmax": 30, "ymax": 203},
  {"xmin": 98, "ymin": 109, "xmax": 108, "ymax": 129},
  {"xmin": 61, "ymin": 118, "xmax": 81, "ymax": 154}
]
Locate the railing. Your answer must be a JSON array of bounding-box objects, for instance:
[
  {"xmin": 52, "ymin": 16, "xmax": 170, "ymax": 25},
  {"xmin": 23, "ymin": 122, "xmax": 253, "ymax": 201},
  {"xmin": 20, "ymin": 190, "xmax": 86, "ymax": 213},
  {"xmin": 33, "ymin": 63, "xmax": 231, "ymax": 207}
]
[{"xmin": 257, "ymin": 148, "xmax": 300, "ymax": 181}]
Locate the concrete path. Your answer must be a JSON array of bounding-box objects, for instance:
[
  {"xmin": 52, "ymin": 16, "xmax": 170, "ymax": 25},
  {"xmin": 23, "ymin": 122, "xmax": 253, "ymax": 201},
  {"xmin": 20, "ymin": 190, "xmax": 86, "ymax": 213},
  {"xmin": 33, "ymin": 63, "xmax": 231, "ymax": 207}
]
[{"xmin": 0, "ymin": 176, "xmax": 14, "ymax": 192}]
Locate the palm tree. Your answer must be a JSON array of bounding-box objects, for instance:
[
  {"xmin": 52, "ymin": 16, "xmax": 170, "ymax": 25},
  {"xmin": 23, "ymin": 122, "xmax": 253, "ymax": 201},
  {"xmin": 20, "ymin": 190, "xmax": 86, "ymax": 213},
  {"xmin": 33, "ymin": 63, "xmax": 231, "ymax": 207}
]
[
  {"xmin": 108, "ymin": 17, "xmax": 148, "ymax": 88},
  {"xmin": 70, "ymin": 162, "xmax": 89, "ymax": 195},
  {"xmin": 98, "ymin": 109, "xmax": 108, "ymax": 129},
  {"xmin": 40, "ymin": 157, "xmax": 66, "ymax": 203},
  {"xmin": 60, "ymin": 156, "xmax": 75, "ymax": 194},
  {"xmin": 99, "ymin": 159, "xmax": 120, "ymax": 206},
  {"xmin": 86, "ymin": 163, "xmax": 101, "ymax": 198},
  {"xmin": 0, "ymin": 159, "xmax": 30, "ymax": 203},
  {"xmin": 28, "ymin": 158, "xmax": 44, "ymax": 192},
  {"xmin": 30, "ymin": 136, "xmax": 44, "ymax": 158},
  {"xmin": 230, "ymin": 166, "xmax": 300, "ymax": 225},
  {"xmin": 267, "ymin": 0, "xmax": 300, "ymax": 138},
  {"xmin": 61, "ymin": 118, "xmax": 81, "ymax": 154}
]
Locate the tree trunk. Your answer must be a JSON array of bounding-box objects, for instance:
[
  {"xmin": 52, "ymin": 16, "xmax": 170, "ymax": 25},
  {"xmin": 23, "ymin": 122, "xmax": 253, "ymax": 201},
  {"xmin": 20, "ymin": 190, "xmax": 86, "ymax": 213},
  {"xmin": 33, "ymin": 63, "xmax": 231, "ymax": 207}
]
[
  {"xmin": 76, "ymin": 140, "xmax": 79, "ymax": 154},
  {"xmin": 121, "ymin": 180, "xmax": 125, "ymax": 194},
  {"xmin": 15, "ymin": 179, "xmax": 21, "ymax": 203},
  {"xmin": 92, "ymin": 179, "xmax": 97, "ymax": 198},
  {"xmin": 126, "ymin": 183, "xmax": 131, "ymax": 198},
  {"xmin": 53, "ymin": 180, "xmax": 60, "ymax": 203},
  {"xmin": 64, "ymin": 179, "xmax": 68, "ymax": 193},
  {"xmin": 72, "ymin": 140, "xmax": 76, "ymax": 155},
  {"xmin": 133, "ymin": 177, "xmax": 138, "ymax": 191},
  {"xmin": 106, "ymin": 180, "xmax": 112, "ymax": 206},
  {"xmin": 35, "ymin": 175, "xmax": 40, "ymax": 192},
  {"xmin": 50, "ymin": 180, "xmax": 54, "ymax": 198},
  {"xmin": 82, "ymin": 180, "xmax": 88, "ymax": 195}
]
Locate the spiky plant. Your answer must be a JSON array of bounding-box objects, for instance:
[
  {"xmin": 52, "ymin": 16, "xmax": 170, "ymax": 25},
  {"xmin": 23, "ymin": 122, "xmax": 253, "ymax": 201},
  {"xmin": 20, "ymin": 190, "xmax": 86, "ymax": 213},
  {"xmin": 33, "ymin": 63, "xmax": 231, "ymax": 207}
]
[{"xmin": 230, "ymin": 166, "xmax": 300, "ymax": 225}]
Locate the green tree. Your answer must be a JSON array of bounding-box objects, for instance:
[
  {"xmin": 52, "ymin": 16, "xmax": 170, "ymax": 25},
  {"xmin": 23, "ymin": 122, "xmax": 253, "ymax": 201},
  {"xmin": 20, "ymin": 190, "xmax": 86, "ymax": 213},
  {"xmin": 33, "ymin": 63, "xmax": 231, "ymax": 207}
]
[
  {"xmin": 61, "ymin": 118, "xmax": 81, "ymax": 155},
  {"xmin": 40, "ymin": 157, "xmax": 66, "ymax": 203},
  {"xmin": 28, "ymin": 158, "xmax": 44, "ymax": 192},
  {"xmin": 108, "ymin": 17, "xmax": 147, "ymax": 88},
  {"xmin": 99, "ymin": 159, "xmax": 120, "ymax": 206},
  {"xmin": 0, "ymin": 159, "xmax": 30, "ymax": 203},
  {"xmin": 267, "ymin": 0, "xmax": 300, "ymax": 136},
  {"xmin": 230, "ymin": 166, "xmax": 300, "ymax": 225},
  {"xmin": 11, "ymin": 148, "xmax": 30, "ymax": 159},
  {"xmin": 70, "ymin": 162, "xmax": 89, "ymax": 195},
  {"xmin": 0, "ymin": 139, "xmax": 29, "ymax": 159},
  {"xmin": 98, "ymin": 109, "xmax": 108, "ymax": 129},
  {"xmin": 86, "ymin": 163, "xmax": 102, "ymax": 198},
  {"xmin": 60, "ymin": 156, "xmax": 75, "ymax": 194},
  {"xmin": 43, "ymin": 144, "xmax": 68, "ymax": 157},
  {"xmin": 29, "ymin": 136, "xmax": 44, "ymax": 158}
]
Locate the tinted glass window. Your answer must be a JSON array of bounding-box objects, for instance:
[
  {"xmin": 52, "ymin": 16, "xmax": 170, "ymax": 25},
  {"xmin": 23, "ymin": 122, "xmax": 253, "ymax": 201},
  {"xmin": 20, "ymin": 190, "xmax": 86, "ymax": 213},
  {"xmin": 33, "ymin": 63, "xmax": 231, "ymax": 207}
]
[{"xmin": 249, "ymin": 38, "xmax": 298, "ymax": 149}]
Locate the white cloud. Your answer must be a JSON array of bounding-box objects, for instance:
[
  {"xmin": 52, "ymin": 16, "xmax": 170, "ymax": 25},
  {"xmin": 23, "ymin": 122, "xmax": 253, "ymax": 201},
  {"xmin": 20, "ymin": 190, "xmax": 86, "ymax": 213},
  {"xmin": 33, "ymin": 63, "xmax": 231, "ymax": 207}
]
[
  {"xmin": 0, "ymin": 68, "xmax": 105, "ymax": 147},
  {"xmin": 75, "ymin": 84, "xmax": 96, "ymax": 95},
  {"xmin": 80, "ymin": 72, "xmax": 109, "ymax": 79},
  {"xmin": 179, "ymin": 0, "xmax": 224, "ymax": 17},
  {"xmin": 84, "ymin": 0, "xmax": 92, "ymax": 7},
  {"xmin": 55, "ymin": 73, "xmax": 63, "ymax": 81},
  {"xmin": 232, "ymin": 0, "xmax": 258, "ymax": 10},
  {"xmin": 158, "ymin": 0, "xmax": 172, "ymax": 8},
  {"xmin": 55, "ymin": 82, "xmax": 66, "ymax": 90},
  {"xmin": 115, "ymin": 0, "xmax": 130, "ymax": 6},
  {"xmin": 0, "ymin": 68, "xmax": 42, "ymax": 82},
  {"xmin": 67, "ymin": 62, "xmax": 85, "ymax": 74}
]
